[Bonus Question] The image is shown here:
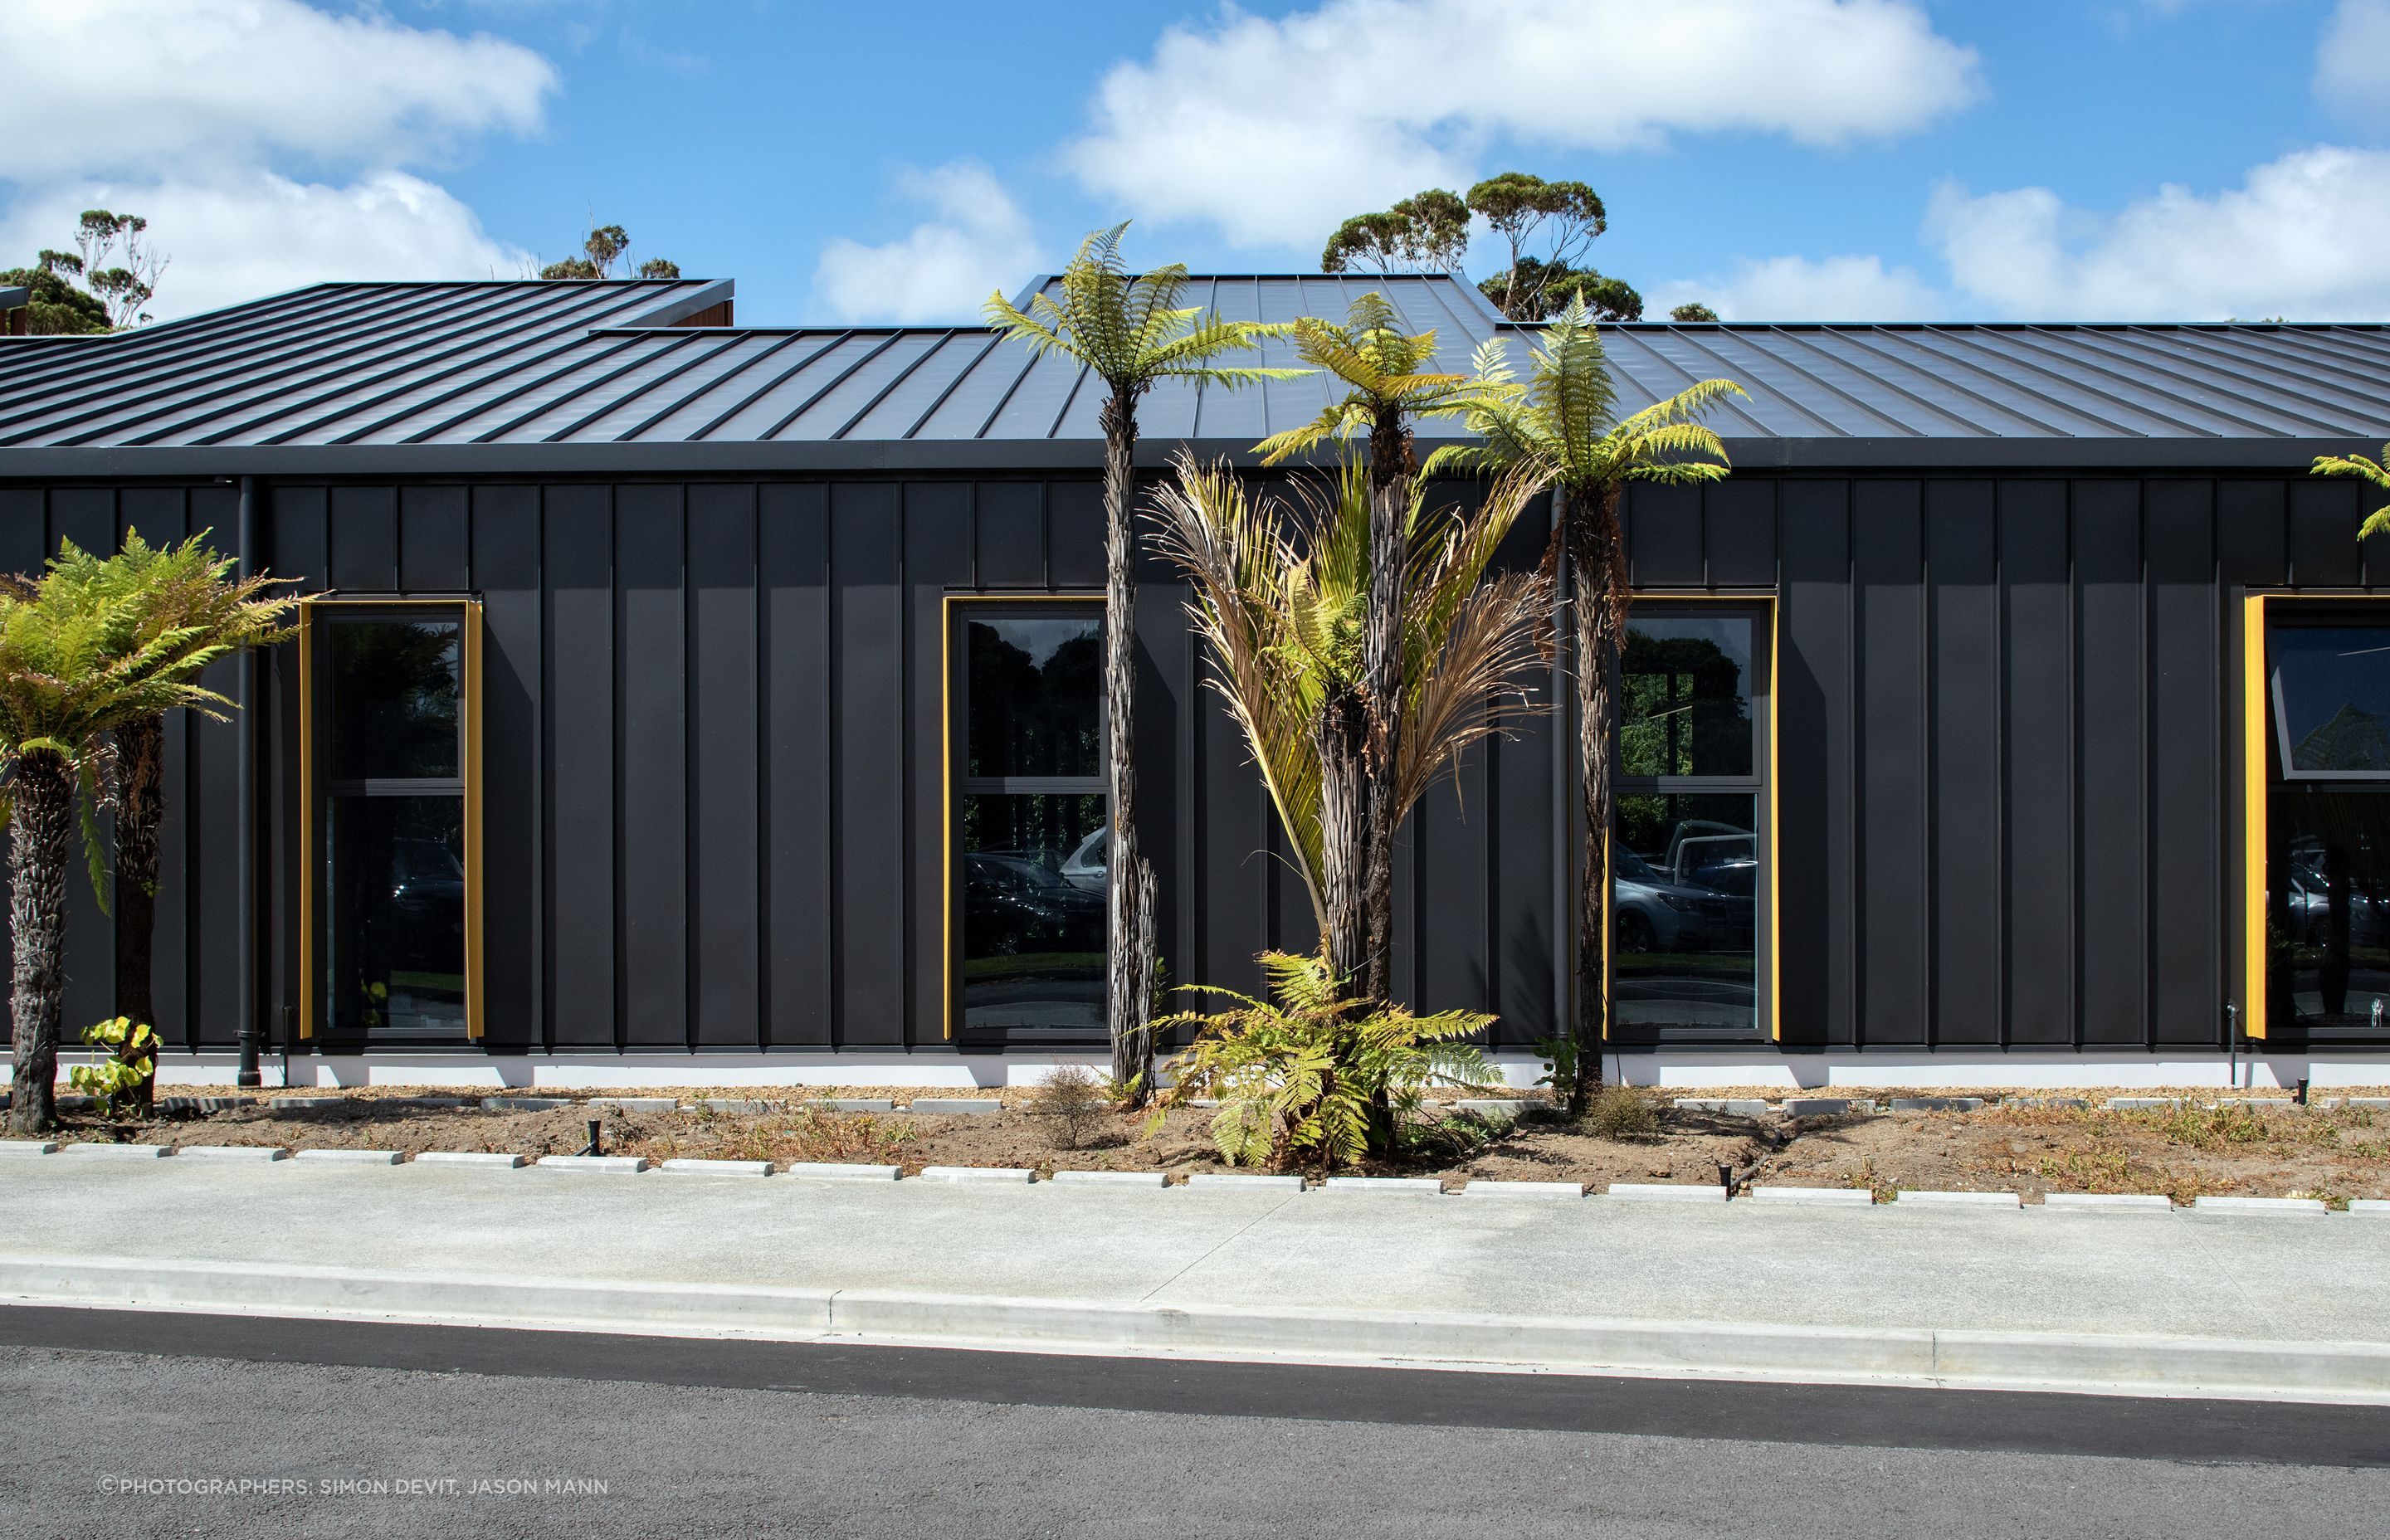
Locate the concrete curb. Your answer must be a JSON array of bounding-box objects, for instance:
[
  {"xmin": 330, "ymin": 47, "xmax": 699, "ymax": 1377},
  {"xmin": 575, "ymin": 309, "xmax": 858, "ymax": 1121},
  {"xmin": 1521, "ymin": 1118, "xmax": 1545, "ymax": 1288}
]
[
  {"xmin": 533, "ymin": 1155, "xmax": 648, "ymax": 1174},
  {"xmin": 0, "ymin": 1140, "xmax": 60, "ymax": 1155},
  {"xmin": 7, "ymin": 1255, "xmax": 2388, "ymax": 1404},
  {"xmin": 1749, "ymin": 1187, "xmax": 1875, "ymax": 1206},
  {"xmin": 291, "ymin": 1149, "xmax": 403, "ymax": 1167},
  {"xmin": 1456, "ymin": 1180, "xmax": 1583, "ymax": 1199},
  {"xmin": 1897, "ymin": 1190, "xmax": 2022, "ymax": 1208},
  {"xmin": 784, "ymin": 1162, "xmax": 900, "ymax": 1181},
  {"xmin": 414, "ymin": 1153, "xmax": 528, "ymax": 1168},
  {"xmin": 2353, "ymin": 1200, "xmax": 2390, "ymax": 1218},
  {"xmin": 1320, "ymin": 1177, "xmax": 1446, "ymax": 1195},
  {"xmin": 1046, "ymin": 1170, "xmax": 1168, "ymax": 1187},
  {"xmin": 2043, "ymin": 1193, "xmax": 2173, "ymax": 1211},
  {"xmin": 173, "ymin": 1146, "xmax": 290, "ymax": 1162},
  {"xmin": 915, "ymin": 1166, "xmax": 1033, "ymax": 1183},
  {"xmin": 61, "ymin": 1143, "xmax": 173, "ymax": 1159},
  {"xmin": 657, "ymin": 1159, "xmax": 773, "ymax": 1178},
  {"xmin": 2194, "ymin": 1196, "xmax": 2329, "ymax": 1215},
  {"xmin": 1606, "ymin": 1183, "xmax": 1726, "ymax": 1204},
  {"xmin": 1183, "ymin": 1172, "xmax": 1302, "ymax": 1191}
]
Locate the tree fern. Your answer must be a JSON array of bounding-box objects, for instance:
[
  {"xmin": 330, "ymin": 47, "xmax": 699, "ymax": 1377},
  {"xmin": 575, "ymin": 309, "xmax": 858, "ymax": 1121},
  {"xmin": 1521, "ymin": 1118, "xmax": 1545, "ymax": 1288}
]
[{"xmin": 2314, "ymin": 446, "xmax": 2390, "ymax": 540}]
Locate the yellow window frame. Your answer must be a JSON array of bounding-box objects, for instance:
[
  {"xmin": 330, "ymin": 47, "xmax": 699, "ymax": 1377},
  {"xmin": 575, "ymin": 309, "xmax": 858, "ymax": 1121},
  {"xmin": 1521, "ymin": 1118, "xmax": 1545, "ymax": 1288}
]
[{"xmin": 295, "ymin": 596, "xmax": 485, "ymax": 1041}]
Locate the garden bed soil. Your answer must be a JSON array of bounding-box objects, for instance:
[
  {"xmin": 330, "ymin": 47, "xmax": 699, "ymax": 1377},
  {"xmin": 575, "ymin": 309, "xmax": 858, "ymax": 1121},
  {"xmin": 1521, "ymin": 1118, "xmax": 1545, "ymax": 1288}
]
[{"xmin": 35, "ymin": 1084, "xmax": 2390, "ymax": 1202}]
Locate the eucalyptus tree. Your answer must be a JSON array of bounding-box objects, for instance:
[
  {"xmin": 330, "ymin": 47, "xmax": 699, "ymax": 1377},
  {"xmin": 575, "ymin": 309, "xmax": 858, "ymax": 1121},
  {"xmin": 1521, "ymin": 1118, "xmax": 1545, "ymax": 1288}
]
[
  {"xmin": 45, "ymin": 534, "xmax": 292, "ymax": 1114},
  {"xmin": 1439, "ymin": 298, "xmax": 1744, "ymax": 1114},
  {"xmin": 1253, "ymin": 293, "xmax": 1507, "ymax": 1004},
  {"xmin": 0, "ymin": 550, "xmax": 235, "ymax": 1134},
  {"xmin": 984, "ymin": 224, "xmax": 1302, "ymax": 1094}
]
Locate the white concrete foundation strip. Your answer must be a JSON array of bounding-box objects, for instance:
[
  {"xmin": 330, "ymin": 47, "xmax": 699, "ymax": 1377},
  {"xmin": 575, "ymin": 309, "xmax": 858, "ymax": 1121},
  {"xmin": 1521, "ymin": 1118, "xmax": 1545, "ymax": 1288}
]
[
  {"xmin": 1749, "ymin": 1187, "xmax": 1875, "ymax": 1206},
  {"xmin": 412, "ymin": 1153, "xmax": 529, "ymax": 1168},
  {"xmin": 907, "ymin": 1100, "xmax": 1002, "ymax": 1116},
  {"xmin": 1897, "ymin": 1190, "xmax": 2022, "ymax": 1207},
  {"xmin": 291, "ymin": 1149, "xmax": 404, "ymax": 1167}
]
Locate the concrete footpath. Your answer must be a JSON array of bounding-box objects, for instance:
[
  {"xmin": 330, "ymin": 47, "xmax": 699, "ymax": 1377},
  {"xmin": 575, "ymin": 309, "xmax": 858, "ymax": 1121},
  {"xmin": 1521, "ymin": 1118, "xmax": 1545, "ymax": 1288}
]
[{"xmin": 2, "ymin": 1157, "xmax": 2387, "ymax": 1403}]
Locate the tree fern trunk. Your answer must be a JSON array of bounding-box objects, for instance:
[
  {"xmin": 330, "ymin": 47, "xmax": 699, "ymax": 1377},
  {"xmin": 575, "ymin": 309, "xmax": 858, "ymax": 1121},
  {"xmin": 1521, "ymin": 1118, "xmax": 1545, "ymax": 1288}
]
[
  {"xmin": 1358, "ymin": 405, "xmax": 1412, "ymax": 1006},
  {"xmin": 1100, "ymin": 395, "xmax": 1158, "ymax": 1097},
  {"xmin": 7, "ymin": 753, "xmax": 75, "ymax": 1136},
  {"xmin": 112, "ymin": 714, "xmax": 163, "ymax": 1116},
  {"xmin": 1568, "ymin": 484, "xmax": 1629, "ymax": 1116}
]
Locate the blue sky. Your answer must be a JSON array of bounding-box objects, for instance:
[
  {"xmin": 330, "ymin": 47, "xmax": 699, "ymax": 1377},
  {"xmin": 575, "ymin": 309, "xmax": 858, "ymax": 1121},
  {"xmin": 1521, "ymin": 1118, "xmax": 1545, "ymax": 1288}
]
[{"xmin": 7, "ymin": 0, "xmax": 2389, "ymax": 323}]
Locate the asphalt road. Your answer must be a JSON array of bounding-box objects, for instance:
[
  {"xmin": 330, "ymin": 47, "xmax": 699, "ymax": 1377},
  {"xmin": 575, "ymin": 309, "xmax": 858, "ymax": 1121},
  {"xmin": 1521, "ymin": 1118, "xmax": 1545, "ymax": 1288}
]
[{"xmin": 1, "ymin": 1308, "xmax": 2385, "ymax": 1539}]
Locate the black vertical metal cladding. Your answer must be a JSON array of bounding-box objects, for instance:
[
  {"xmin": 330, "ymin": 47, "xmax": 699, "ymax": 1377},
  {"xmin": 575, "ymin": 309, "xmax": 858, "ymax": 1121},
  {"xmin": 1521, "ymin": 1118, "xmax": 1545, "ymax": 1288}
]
[
  {"xmin": 1778, "ymin": 479, "xmax": 1856, "ymax": 1047},
  {"xmin": 832, "ymin": 480, "xmax": 903, "ymax": 1048},
  {"xmin": 1855, "ymin": 480, "xmax": 1928, "ymax": 1047},
  {"xmin": 903, "ymin": 482, "xmax": 968, "ymax": 1047},
  {"xmin": 1627, "ymin": 481, "xmax": 1704, "ymax": 587},
  {"xmin": 1131, "ymin": 511, "xmax": 1187, "ymax": 1028},
  {"xmin": 1927, "ymin": 480, "xmax": 2000, "ymax": 1046},
  {"xmin": 1705, "ymin": 480, "xmax": 1778, "ymax": 588},
  {"xmin": 541, "ymin": 482, "xmax": 616, "ymax": 1048},
  {"xmin": 1999, "ymin": 479, "xmax": 2075, "ymax": 1047},
  {"xmin": 125, "ymin": 487, "xmax": 193, "ymax": 1048},
  {"xmin": 328, "ymin": 485, "xmax": 397, "ymax": 592},
  {"xmin": 759, "ymin": 483, "xmax": 831, "ymax": 1049},
  {"xmin": 973, "ymin": 481, "xmax": 1042, "ymax": 589},
  {"xmin": 615, "ymin": 483, "xmax": 688, "ymax": 1048},
  {"xmin": 473, "ymin": 484, "xmax": 541, "ymax": 1052},
  {"xmin": 2217, "ymin": 479, "xmax": 2288, "ymax": 587},
  {"xmin": 2074, "ymin": 479, "xmax": 2148, "ymax": 1046},
  {"xmin": 689, "ymin": 482, "xmax": 762, "ymax": 1049},
  {"xmin": 2288, "ymin": 475, "xmax": 2363, "ymax": 587},
  {"xmin": 398, "ymin": 485, "xmax": 469, "ymax": 593},
  {"xmin": 2146, "ymin": 478, "xmax": 2219, "ymax": 1049},
  {"xmin": 1046, "ymin": 481, "xmax": 1104, "ymax": 589}
]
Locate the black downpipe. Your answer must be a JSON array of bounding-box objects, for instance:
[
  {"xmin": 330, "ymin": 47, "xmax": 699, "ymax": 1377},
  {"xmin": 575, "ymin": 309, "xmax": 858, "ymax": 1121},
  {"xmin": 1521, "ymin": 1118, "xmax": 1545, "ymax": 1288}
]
[{"xmin": 235, "ymin": 476, "xmax": 261, "ymax": 1089}]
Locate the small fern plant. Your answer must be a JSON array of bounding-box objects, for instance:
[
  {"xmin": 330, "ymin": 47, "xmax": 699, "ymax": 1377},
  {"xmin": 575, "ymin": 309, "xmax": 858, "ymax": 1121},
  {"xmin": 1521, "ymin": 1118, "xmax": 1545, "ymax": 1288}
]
[
  {"xmin": 67, "ymin": 1016, "xmax": 156, "ymax": 1118},
  {"xmin": 2313, "ymin": 444, "xmax": 2390, "ymax": 539},
  {"xmin": 1150, "ymin": 951, "xmax": 1495, "ymax": 1174}
]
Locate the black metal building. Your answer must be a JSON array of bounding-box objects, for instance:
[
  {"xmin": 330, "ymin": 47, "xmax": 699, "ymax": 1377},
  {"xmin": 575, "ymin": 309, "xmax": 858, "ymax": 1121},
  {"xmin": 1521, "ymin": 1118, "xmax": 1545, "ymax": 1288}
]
[{"xmin": 3, "ymin": 273, "xmax": 2388, "ymax": 1081}]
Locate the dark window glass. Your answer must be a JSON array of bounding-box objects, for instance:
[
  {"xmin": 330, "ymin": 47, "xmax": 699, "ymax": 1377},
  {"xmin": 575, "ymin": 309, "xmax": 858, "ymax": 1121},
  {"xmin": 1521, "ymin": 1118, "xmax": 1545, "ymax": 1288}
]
[
  {"xmin": 960, "ymin": 792, "xmax": 1106, "ymax": 1031},
  {"xmin": 1612, "ymin": 792, "xmax": 1757, "ymax": 1035},
  {"xmin": 2267, "ymin": 789, "xmax": 2390, "ymax": 1037},
  {"xmin": 1621, "ymin": 616, "xmax": 1753, "ymax": 778},
  {"xmin": 2273, "ymin": 626, "xmax": 2390, "ymax": 774},
  {"xmin": 329, "ymin": 620, "xmax": 461, "ymax": 780},
  {"xmin": 967, "ymin": 616, "xmax": 1102, "ymax": 778},
  {"xmin": 327, "ymin": 794, "xmax": 466, "ymax": 1037}
]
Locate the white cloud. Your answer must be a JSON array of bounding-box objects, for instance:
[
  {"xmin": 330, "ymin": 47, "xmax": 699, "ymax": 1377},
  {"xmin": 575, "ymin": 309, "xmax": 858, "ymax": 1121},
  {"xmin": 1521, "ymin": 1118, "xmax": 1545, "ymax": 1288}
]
[
  {"xmin": 0, "ymin": 172, "xmax": 534, "ymax": 319},
  {"xmin": 1062, "ymin": 0, "xmax": 1980, "ymax": 249},
  {"xmin": 2315, "ymin": 0, "xmax": 2390, "ymax": 132},
  {"xmin": 813, "ymin": 163, "xmax": 1045, "ymax": 324},
  {"xmin": 0, "ymin": 0, "xmax": 555, "ymax": 321},
  {"xmin": 1926, "ymin": 145, "xmax": 2390, "ymax": 319},
  {"xmin": 0, "ymin": 0, "xmax": 555, "ymax": 180},
  {"xmin": 1651, "ymin": 256, "xmax": 1944, "ymax": 322}
]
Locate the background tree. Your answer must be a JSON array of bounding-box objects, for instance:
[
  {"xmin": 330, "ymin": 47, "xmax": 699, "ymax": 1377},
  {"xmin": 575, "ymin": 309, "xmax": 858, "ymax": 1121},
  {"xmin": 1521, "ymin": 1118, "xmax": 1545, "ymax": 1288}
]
[
  {"xmin": 985, "ymin": 224, "xmax": 1302, "ymax": 1096},
  {"xmin": 1670, "ymin": 302, "xmax": 1721, "ymax": 323},
  {"xmin": 1254, "ymin": 294, "xmax": 1508, "ymax": 1004},
  {"xmin": 1, "ymin": 551, "xmax": 235, "ymax": 1134},
  {"xmin": 1500, "ymin": 258, "xmax": 1643, "ymax": 322},
  {"xmin": 1438, "ymin": 299, "xmax": 1744, "ymax": 1114},
  {"xmin": 539, "ymin": 224, "xmax": 681, "ymax": 280},
  {"xmin": 1320, "ymin": 190, "xmax": 1470, "ymax": 275},
  {"xmin": 45, "ymin": 535, "xmax": 294, "ymax": 1115},
  {"xmin": 2, "ymin": 209, "xmax": 166, "ymax": 334},
  {"xmin": 1149, "ymin": 452, "xmax": 1552, "ymax": 1155}
]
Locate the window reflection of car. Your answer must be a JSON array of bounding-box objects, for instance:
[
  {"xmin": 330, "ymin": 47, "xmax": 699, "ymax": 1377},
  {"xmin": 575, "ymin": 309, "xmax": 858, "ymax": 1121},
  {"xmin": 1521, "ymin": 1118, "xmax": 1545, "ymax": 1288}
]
[
  {"xmin": 388, "ymin": 836, "xmax": 464, "ymax": 914},
  {"xmin": 1613, "ymin": 847, "xmax": 1716, "ymax": 954},
  {"xmin": 964, "ymin": 852, "xmax": 1104, "ymax": 956},
  {"xmin": 1061, "ymin": 826, "xmax": 1107, "ymax": 892},
  {"xmin": 2285, "ymin": 846, "xmax": 2389, "ymax": 949}
]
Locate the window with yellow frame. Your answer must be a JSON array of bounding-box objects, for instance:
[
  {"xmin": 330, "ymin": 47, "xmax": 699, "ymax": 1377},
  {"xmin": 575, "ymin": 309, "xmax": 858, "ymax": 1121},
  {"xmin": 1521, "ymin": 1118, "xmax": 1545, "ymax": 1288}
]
[{"xmin": 297, "ymin": 597, "xmax": 484, "ymax": 1041}]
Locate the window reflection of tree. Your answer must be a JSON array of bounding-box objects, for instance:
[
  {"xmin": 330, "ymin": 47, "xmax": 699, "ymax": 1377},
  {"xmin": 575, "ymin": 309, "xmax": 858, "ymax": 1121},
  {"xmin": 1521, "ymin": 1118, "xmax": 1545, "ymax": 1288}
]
[
  {"xmin": 966, "ymin": 622, "xmax": 1100, "ymax": 778},
  {"xmin": 331, "ymin": 622, "xmax": 458, "ymax": 778},
  {"xmin": 1621, "ymin": 632, "xmax": 1749, "ymax": 777}
]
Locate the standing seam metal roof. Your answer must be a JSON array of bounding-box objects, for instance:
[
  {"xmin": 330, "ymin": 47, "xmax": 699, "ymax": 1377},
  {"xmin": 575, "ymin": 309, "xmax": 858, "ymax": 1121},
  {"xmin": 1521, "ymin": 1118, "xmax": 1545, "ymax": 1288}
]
[{"xmin": 3, "ymin": 274, "xmax": 2389, "ymax": 468}]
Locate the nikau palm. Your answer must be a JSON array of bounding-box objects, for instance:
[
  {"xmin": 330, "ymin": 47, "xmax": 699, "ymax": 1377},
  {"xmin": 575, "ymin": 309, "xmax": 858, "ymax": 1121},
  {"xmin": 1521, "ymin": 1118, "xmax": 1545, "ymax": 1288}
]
[
  {"xmin": 1149, "ymin": 451, "xmax": 1554, "ymax": 1011},
  {"xmin": 1252, "ymin": 293, "xmax": 1510, "ymax": 1002},
  {"xmin": 46, "ymin": 534, "xmax": 292, "ymax": 1114},
  {"xmin": 1, "ymin": 548, "xmax": 238, "ymax": 1134},
  {"xmin": 986, "ymin": 225, "xmax": 1302, "ymax": 1094},
  {"xmin": 1441, "ymin": 299, "xmax": 1744, "ymax": 1113}
]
